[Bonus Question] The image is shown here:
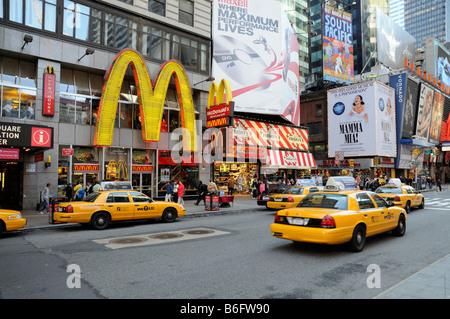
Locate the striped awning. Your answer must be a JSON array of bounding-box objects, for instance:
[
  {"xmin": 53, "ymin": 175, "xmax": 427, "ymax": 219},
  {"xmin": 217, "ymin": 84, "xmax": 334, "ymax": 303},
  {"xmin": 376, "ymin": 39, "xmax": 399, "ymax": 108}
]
[{"xmin": 263, "ymin": 150, "xmax": 316, "ymax": 169}]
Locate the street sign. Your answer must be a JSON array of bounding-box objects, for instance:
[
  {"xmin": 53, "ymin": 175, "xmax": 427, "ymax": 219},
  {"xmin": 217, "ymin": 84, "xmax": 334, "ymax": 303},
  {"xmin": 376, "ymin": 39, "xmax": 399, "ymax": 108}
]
[{"xmin": 412, "ymin": 148, "xmax": 420, "ymax": 156}]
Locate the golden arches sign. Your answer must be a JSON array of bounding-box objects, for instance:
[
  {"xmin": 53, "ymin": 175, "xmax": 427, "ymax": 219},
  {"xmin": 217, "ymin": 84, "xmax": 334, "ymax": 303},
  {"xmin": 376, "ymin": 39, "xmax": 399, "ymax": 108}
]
[
  {"xmin": 207, "ymin": 79, "xmax": 233, "ymax": 108},
  {"xmin": 94, "ymin": 49, "xmax": 197, "ymax": 151}
]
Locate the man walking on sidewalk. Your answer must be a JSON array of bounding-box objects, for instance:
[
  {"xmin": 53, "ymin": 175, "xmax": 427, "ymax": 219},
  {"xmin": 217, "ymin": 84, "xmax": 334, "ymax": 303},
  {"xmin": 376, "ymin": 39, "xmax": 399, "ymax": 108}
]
[
  {"xmin": 38, "ymin": 183, "xmax": 51, "ymax": 215},
  {"xmin": 194, "ymin": 181, "xmax": 207, "ymax": 206}
]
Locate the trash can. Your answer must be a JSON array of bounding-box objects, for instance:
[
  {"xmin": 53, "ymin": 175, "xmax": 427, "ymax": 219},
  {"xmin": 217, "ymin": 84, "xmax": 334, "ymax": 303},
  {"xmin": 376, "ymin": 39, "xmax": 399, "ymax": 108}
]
[
  {"xmin": 205, "ymin": 192, "xmax": 219, "ymax": 211},
  {"xmin": 48, "ymin": 195, "xmax": 69, "ymax": 224}
]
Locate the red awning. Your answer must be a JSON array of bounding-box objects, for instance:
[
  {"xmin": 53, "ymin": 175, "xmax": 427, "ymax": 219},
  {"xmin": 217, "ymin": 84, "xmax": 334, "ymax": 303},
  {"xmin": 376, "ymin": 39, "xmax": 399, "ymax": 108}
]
[{"xmin": 263, "ymin": 150, "xmax": 316, "ymax": 169}]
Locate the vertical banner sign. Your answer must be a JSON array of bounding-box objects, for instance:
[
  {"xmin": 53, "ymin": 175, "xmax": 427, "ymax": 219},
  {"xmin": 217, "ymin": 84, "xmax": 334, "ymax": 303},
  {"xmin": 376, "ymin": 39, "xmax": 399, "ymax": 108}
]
[
  {"xmin": 43, "ymin": 66, "xmax": 56, "ymax": 117},
  {"xmin": 212, "ymin": 0, "xmax": 300, "ymax": 125},
  {"xmin": 322, "ymin": 4, "xmax": 354, "ymax": 85}
]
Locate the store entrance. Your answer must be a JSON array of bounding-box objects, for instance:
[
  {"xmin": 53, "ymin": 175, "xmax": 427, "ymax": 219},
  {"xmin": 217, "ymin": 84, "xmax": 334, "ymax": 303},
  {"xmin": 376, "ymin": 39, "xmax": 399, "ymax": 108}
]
[
  {"xmin": 73, "ymin": 173, "xmax": 99, "ymax": 193},
  {"xmin": 0, "ymin": 162, "xmax": 23, "ymax": 210},
  {"xmin": 132, "ymin": 173, "xmax": 152, "ymax": 197}
]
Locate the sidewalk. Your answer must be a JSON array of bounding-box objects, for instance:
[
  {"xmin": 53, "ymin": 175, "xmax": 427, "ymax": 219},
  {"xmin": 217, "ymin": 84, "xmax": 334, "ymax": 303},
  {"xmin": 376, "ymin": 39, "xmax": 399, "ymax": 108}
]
[{"xmin": 21, "ymin": 194, "xmax": 266, "ymax": 229}]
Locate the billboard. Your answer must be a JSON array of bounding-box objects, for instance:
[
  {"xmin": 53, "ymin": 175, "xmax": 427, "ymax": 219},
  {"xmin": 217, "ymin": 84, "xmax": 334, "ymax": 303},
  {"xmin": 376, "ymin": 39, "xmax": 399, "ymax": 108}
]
[
  {"xmin": 322, "ymin": 4, "xmax": 354, "ymax": 85},
  {"xmin": 429, "ymin": 91, "xmax": 445, "ymax": 144},
  {"xmin": 415, "ymin": 83, "xmax": 434, "ymax": 141},
  {"xmin": 424, "ymin": 39, "xmax": 450, "ymax": 89},
  {"xmin": 327, "ymin": 81, "xmax": 396, "ymax": 158},
  {"xmin": 376, "ymin": 8, "xmax": 416, "ymax": 69},
  {"xmin": 212, "ymin": 0, "xmax": 300, "ymax": 125}
]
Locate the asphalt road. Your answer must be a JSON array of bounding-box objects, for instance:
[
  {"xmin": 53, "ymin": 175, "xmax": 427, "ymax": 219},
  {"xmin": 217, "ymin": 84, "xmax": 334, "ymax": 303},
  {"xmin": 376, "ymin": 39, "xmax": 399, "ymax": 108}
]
[{"xmin": 1, "ymin": 191, "xmax": 450, "ymax": 301}]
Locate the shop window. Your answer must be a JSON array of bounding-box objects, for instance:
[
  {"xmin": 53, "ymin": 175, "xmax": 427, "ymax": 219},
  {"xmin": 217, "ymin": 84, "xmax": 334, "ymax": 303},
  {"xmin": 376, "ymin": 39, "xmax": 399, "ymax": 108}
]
[
  {"xmin": 179, "ymin": 0, "xmax": 194, "ymax": 26},
  {"xmin": 75, "ymin": 98, "xmax": 90, "ymax": 125},
  {"xmin": 74, "ymin": 70, "xmax": 90, "ymax": 96},
  {"xmin": 60, "ymin": 69, "xmax": 76, "ymax": 94},
  {"xmin": 60, "ymin": 94, "xmax": 76, "ymax": 123},
  {"xmin": 0, "ymin": 0, "xmax": 3, "ymax": 18},
  {"xmin": 89, "ymin": 74, "xmax": 104, "ymax": 97},
  {"xmin": 169, "ymin": 109, "xmax": 180, "ymax": 132},
  {"xmin": 2, "ymin": 57, "xmax": 19, "ymax": 85},
  {"xmin": 19, "ymin": 88, "xmax": 36, "ymax": 119},
  {"xmin": 1, "ymin": 86, "xmax": 19, "ymax": 118},
  {"xmin": 148, "ymin": 0, "xmax": 165, "ymax": 16}
]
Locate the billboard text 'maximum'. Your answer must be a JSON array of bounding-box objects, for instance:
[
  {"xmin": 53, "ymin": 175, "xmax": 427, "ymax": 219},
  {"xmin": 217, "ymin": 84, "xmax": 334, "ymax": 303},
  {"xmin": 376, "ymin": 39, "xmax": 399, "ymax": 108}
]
[{"xmin": 218, "ymin": 0, "xmax": 248, "ymax": 7}]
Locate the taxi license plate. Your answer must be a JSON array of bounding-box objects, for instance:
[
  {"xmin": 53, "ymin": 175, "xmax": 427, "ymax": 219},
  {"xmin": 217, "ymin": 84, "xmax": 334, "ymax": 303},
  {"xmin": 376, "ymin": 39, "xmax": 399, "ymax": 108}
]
[
  {"xmin": 274, "ymin": 198, "xmax": 282, "ymax": 202},
  {"xmin": 287, "ymin": 217, "xmax": 309, "ymax": 226},
  {"xmin": 263, "ymin": 196, "xmax": 269, "ymax": 200}
]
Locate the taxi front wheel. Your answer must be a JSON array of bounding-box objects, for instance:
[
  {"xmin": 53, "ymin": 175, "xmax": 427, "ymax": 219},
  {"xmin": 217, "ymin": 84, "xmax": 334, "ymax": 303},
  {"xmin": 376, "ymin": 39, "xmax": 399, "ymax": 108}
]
[
  {"xmin": 90, "ymin": 212, "xmax": 110, "ymax": 230},
  {"xmin": 162, "ymin": 208, "xmax": 177, "ymax": 223},
  {"xmin": 348, "ymin": 224, "xmax": 366, "ymax": 252}
]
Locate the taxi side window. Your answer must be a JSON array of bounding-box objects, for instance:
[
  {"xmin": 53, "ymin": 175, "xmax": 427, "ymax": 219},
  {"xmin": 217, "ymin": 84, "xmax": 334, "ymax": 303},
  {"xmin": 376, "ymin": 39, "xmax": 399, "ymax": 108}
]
[
  {"xmin": 405, "ymin": 187, "xmax": 413, "ymax": 194},
  {"xmin": 129, "ymin": 192, "xmax": 150, "ymax": 202},
  {"xmin": 106, "ymin": 192, "xmax": 130, "ymax": 203},
  {"xmin": 356, "ymin": 193, "xmax": 375, "ymax": 210},
  {"xmin": 371, "ymin": 194, "xmax": 388, "ymax": 208},
  {"xmin": 309, "ymin": 188, "xmax": 319, "ymax": 193}
]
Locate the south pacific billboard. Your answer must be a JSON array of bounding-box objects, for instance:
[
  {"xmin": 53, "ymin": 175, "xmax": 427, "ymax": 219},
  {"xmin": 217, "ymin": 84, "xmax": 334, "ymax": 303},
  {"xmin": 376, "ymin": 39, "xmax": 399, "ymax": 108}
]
[
  {"xmin": 322, "ymin": 4, "xmax": 354, "ymax": 85},
  {"xmin": 328, "ymin": 81, "xmax": 396, "ymax": 158},
  {"xmin": 212, "ymin": 0, "xmax": 300, "ymax": 125}
]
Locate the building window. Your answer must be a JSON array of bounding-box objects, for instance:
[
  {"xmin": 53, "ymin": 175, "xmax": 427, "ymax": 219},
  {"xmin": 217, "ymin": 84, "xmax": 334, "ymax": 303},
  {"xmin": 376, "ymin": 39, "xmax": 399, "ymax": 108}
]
[
  {"xmin": 315, "ymin": 104, "xmax": 322, "ymax": 117},
  {"xmin": 179, "ymin": 0, "xmax": 194, "ymax": 26},
  {"xmin": 143, "ymin": 26, "xmax": 170, "ymax": 61},
  {"xmin": 149, "ymin": 0, "xmax": 165, "ymax": 16},
  {"xmin": 104, "ymin": 13, "xmax": 138, "ymax": 50},
  {"xmin": 173, "ymin": 35, "xmax": 198, "ymax": 69},
  {"xmin": 118, "ymin": 0, "xmax": 133, "ymax": 4},
  {"xmin": 1, "ymin": 57, "xmax": 37, "ymax": 120},
  {"xmin": 9, "ymin": 0, "xmax": 56, "ymax": 32}
]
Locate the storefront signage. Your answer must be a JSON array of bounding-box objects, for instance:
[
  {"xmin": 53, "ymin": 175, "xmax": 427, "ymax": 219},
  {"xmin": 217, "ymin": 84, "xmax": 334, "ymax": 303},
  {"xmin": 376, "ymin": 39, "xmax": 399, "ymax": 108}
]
[
  {"xmin": 94, "ymin": 49, "xmax": 197, "ymax": 151},
  {"xmin": 206, "ymin": 79, "xmax": 234, "ymax": 128},
  {"xmin": 106, "ymin": 160, "xmax": 128, "ymax": 180},
  {"xmin": 0, "ymin": 148, "xmax": 19, "ymax": 159},
  {"xmin": 264, "ymin": 150, "xmax": 316, "ymax": 169},
  {"xmin": 132, "ymin": 165, "xmax": 154, "ymax": 172},
  {"xmin": 74, "ymin": 164, "xmax": 100, "ymax": 172},
  {"xmin": 42, "ymin": 66, "xmax": 56, "ymax": 117},
  {"xmin": 0, "ymin": 122, "xmax": 53, "ymax": 148}
]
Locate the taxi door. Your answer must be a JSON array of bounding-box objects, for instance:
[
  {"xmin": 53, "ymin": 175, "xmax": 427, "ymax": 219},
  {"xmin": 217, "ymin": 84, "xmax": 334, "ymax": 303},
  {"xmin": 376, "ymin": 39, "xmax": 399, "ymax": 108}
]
[
  {"xmin": 355, "ymin": 193, "xmax": 385, "ymax": 235},
  {"xmin": 129, "ymin": 191, "xmax": 159, "ymax": 220},
  {"xmin": 370, "ymin": 193, "xmax": 397, "ymax": 231},
  {"xmin": 406, "ymin": 187, "xmax": 420, "ymax": 206},
  {"xmin": 105, "ymin": 192, "xmax": 134, "ymax": 221}
]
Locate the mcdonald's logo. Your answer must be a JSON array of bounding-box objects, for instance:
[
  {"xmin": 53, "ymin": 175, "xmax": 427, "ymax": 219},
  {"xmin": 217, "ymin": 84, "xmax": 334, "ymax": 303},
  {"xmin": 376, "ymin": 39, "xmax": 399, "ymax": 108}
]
[
  {"xmin": 45, "ymin": 66, "xmax": 55, "ymax": 75},
  {"xmin": 106, "ymin": 160, "xmax": 128, "ymax": 180},
  {"xmin": 94, "ymin": 49, "xmax": 197, "ymax": 151},
  {"xmin": 206, "ymin": 79, "xmax": 234, "ymax": 128}
]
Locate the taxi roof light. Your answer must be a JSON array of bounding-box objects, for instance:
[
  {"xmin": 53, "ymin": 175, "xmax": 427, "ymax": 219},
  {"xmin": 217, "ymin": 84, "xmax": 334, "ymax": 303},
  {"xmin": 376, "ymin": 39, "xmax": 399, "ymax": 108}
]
[
  {"xmin": 325, "ymin": 177, "xmax": 358, "ymax": 192},
  {"xmin": 386, "ymin": 178, "xmax": 403, "ymax": 186}
]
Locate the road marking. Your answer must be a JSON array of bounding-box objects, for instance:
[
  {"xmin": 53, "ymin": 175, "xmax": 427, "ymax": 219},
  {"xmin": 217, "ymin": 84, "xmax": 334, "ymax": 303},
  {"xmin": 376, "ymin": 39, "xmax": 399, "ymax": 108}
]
[{"xmin": 93, "ymin": 228, "xmax": 230, "ymax": 249}]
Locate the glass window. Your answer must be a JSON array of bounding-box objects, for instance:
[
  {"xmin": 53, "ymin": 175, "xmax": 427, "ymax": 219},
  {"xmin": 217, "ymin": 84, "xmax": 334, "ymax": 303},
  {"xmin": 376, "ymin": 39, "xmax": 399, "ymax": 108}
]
[
  {"xmin": 90, "ymin": 8, "xmax": 102, "ymax": 44},
  {"xmin": 75, "ymin": 98, "xmax": 90, "ymax": 125},
  {"xmin": 75, "ymin": 3, "xmax": 90, "ymax": 41},
  {"xmin": 107, "ymin": 192, "xmax": 130, "ymax": 203},
  {"xmin": 44, "ymin": 0, "xmax": 57, "ymax": 32},
  {"xmin": 60, "ymin": 69, "xmax": 75, "ymax": 94},
  {"xmin": 375, "ymin": 187, "xmax": 402, "ymax": 194},
  {"xmin": 298, "ymin": 193, "xmax": 348, "ymax": 210},
  {"xmin": 20, "ymin": 88, "xmax": 36, "ymax": 119},
  {"xmin": 90, "ymin": 74, "xmax": 103, "ymax": 97},
  {"xmin": 2, "ymin": 86, "xmax": 20, "ymax": 118},
  {"xmin": 10, "ymin": 0, "xmax": 23, "ymax": 23},
  {"xmin": 179, "ymin": 0, "xmax": 194, "ymax": 26},
  {"xmin": 129, "ymin": 192, "xmax": 150, "ymax": 202},
  {"xmin": 2, "ymin": 57, "xmax": 19, "ymax": 85},
  {"xmin": 149, "ymin": 0, "xmax": 165, "ymax": 16},
  {"xmin": 25, "ymin": 0, "xmax": 43, "ymax": 29},
  {"xmin": 370, "ymin": 193, "xmax": 388, "ymax": 208},
  {"xmin": 169, "ymin": 109, "xmax": 180, "ymax": 132},
  {"xmin": 200, "ymin": 43, "xmax": 208, "ymax": 71},
  {"xmin": 0, "ymin": 0, "xmax": 3, "ymax": 18},
  {"xmin": 356, "ymin": 193, "xmax": 375, "ymax": 210},
  {"xmin": 74, "ymin": 71, "xmax": 90, "ymax": 95},
  {"xmin": 60, "ymin": 94, "xmax": 76, "ymax": 123},
  {"xmin": 20, "ymin": 60, "xmax": 36, "ymax": 88},
  {"xmin": 63, "ymin": 0, "xmax": 75, "ymax": 37}
]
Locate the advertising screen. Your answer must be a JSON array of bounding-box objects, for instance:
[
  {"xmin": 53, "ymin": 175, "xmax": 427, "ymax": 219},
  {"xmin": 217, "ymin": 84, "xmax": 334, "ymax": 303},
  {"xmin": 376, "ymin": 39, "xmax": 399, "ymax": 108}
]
[
  {"xmin": 212, "ymin": 0, "xmax": 300, "ymax": 125},
  {"xmin": 327, "ymin": 81, "xmax": 396, "ymax": 158},
  {"xmin": 322, "ymin": 4, "xmax": 354, "ymax": 85},
  {"xmin": 429, "ymin": 92, "xmax": 445, "ymax": 144},
  {"xmin": 415, "ymin": 83, "xmax": 435, "ymax": 141}
]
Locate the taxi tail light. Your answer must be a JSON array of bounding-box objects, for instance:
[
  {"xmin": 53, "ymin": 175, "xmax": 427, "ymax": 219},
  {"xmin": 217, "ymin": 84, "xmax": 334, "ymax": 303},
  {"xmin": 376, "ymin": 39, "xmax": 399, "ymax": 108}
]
[
  {"xmin": 393, "ymin": 195, "xmax": 401, "ymax": 201},
  {"xmin": 287, "ymin": 196, "xmax": 294, "ymax": 202},
  {"xmin": 274, "ymin": 212, "xmax": 280, "ymax": 223},
  {"xmin": 269, "ymin": 196, "xmax": 274, "ymax": 201},
  {"xmin": 65, "ymin": 205, "xmax": 73, "ymax": 212},
  {"xmin": 320, "ymin": 215, "xmax": 336, "ymax": 228}
]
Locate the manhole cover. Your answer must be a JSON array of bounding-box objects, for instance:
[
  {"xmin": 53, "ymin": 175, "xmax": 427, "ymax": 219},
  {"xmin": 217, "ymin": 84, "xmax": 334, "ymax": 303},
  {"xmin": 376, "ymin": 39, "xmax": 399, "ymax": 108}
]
[
  {"xmin": 149, "ymin": 233, "xmax": 184, "ymax": 240},
  {"xmin": 109, "ymin": 237, "xmax": 148, "ymax": 245},
  {"xmin": 183, "ymin": 229, "xmax": 215, "ymax": 235}
]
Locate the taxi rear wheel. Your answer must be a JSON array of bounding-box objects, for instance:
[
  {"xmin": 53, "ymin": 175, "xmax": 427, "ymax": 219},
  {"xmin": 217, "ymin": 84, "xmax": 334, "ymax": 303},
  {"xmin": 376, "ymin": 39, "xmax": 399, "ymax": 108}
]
[
  {"xmin": 162, "ymin": 208, "xmax": 177, "ymax": 223},
  {"xmin": 393, "ymin": 214, "xmax": 406, "ymax": 237},
  {"xmin": 90, "ymin": 212, "xmax": 110, "ymax": 230},
  {"xmin": 348, "ymin": 224, "xmax": 366, "ymax": 252},
  {"xmin": 405, "ymin": 201, "xmax": 411, "ymax": 214}
]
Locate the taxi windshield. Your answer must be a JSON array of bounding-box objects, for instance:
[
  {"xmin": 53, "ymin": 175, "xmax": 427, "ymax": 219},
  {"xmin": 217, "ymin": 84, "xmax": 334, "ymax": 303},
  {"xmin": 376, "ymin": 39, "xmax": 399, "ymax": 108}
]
[
  {"xmin": 283, "ymin": 187, "xmax": 304, "ymax": 195},
  {"xmin": 375, "ymin": 187, "xmax": 402, "ymax": 194},
  {"xmin": 297, "ymin": 193, "xmax": 348, "ymax": 210}
]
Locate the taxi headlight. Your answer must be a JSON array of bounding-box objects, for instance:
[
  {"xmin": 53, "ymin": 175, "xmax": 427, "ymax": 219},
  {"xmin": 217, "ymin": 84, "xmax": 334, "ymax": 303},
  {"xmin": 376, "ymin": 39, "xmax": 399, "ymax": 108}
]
[
  {"xmin": 178, "ymin": 205, "xmax": 184, "ymax": 210},
  {"xmin": 8, "ymin": 214, "xmax": 22, "ymax": 220}
]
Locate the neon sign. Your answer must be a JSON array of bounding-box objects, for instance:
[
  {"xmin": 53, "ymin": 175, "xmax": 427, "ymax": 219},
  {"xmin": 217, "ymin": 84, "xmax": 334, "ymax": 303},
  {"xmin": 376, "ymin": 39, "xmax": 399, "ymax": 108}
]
[{"xmin": 94, "ymin": 49, "xmax": 197, "ymax": 151}]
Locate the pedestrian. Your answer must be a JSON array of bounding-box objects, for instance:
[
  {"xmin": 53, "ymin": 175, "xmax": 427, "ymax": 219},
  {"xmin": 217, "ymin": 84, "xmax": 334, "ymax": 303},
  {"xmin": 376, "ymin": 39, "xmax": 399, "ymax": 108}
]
[
  {"xmin": 38, "ymin": 183, "xmax": 51, "ymax": 215},
  {"xmin": 194, "ymin": 181, "xmax": 207, "ymax": 206},
  {"xmin": 259, "ymin": 180, "xmax": 266, "ymax": 196},
  {"xmin": 64, "ymin": 183, "xmax": 73, "ymax": 201},
  {"xmin": 251, "ymin": 179, "xmax": 258, "ymax": 199},
  {"xmin": 92, "ymin": 181, "xmax": 101, "ymax": 192},
  {"xmin": 173, "ymin": 181, "xmax": 179, "ymax": 203},
  {"xmin": 228, "ymin": 176, "xmax": 235, "ymax": 195},
  {"xmin": 86, "ymin": 181, "xmax": 93, "ymax": 195},
  {"xmin": 75, "ymin": 184, "xmax": 85, "ymax": 201},
  {"xmin": 437, "ymin": 179, "xmax": 442, "ymax": 192},
  {"xmin": 177, "ymin": 181, "xmax": 185, "ymax": 205},
  {"xmin": 207, "ymin": 179, "xmax": 218, "ymax": 193},
  {"xmin": 162, "ymin": 181, "xmax": 173, "ymax": 202}
]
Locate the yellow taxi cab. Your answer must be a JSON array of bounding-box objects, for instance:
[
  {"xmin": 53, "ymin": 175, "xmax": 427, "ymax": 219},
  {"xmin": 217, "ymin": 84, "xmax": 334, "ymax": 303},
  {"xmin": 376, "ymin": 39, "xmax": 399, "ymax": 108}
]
[
  {"xmin": 54, "ymin": 185, "xmax": 186, "ymax": 230},
  {"xmin": 270, "ymin": 177, "xmax": 407, "ymax": 252},
  {"xmin": 375, "ymin": 178, "xmax": 424, "ymax": 213},
  {"xmin": 266, "ymin": 179, "xmax": 320, "ymax": 210},
  {"xmin": 0, "ymin": 209, "xmax": 27, "ymax": 235}
]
